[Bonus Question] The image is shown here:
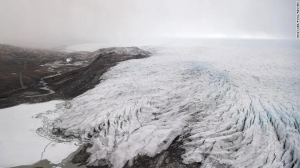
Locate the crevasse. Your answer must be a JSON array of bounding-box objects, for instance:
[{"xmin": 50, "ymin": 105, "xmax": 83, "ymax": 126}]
[{"xmin": 37, "ymin": 43, "xmax": 300, "ymax": 168}]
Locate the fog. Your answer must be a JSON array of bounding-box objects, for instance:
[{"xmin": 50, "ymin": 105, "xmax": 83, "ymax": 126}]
[{"xmin": 0, "ymin": 0, "xmax": 297, "ymax": 48}]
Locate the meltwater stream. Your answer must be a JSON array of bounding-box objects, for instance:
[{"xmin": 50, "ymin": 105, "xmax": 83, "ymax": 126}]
[{"xmin": 37, "ymin": 40, "xmax": 300, "ymax": 168}]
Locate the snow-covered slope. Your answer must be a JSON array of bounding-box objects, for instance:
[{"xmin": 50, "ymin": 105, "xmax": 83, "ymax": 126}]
[{"xmin": 39, "ymin": 39, "xmax": 300, "ymax": 168}]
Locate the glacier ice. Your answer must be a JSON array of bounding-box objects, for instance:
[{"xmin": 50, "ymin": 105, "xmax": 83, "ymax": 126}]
[{"xmin": 37, "ymin": 40, "xmax": 300, "ymax": 168}]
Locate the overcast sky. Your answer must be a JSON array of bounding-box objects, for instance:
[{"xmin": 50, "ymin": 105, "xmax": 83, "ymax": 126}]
[{"xmin": 0, "ymin": 0, "xmax": 297, "ymax": 48}]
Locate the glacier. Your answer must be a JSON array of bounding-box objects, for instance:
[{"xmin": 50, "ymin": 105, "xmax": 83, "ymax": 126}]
[{"xmin": 37, "ymin": 39, "xmax": 300, "ymax": 168}]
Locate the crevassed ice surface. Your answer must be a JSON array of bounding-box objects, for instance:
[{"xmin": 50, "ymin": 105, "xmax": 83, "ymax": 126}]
[{"xmin": 38, "ymin": 39, "xmax": 300, "ymax": 168}]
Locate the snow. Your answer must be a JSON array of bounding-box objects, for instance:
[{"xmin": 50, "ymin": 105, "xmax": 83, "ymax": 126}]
[
  {"xmin": 0, "ymin": 101, "xmax": 78, "ymax": 167},
  {"xmin": 66, "ymin": 58, "xmax": 72, "ymax": 63},
  {"xmin": 39, "ymin": 39, "xmax": 300, "ymax": 168}
]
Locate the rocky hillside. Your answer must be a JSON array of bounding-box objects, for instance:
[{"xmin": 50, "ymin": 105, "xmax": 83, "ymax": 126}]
[{"xmin": 0, "ymin": 45, "xmax": 150, "ymax": 108}]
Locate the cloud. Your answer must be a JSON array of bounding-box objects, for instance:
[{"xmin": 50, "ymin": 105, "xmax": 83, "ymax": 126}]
[{"xmin": 0, "ymin": 0, "xmax": 296, "ymax": 48}]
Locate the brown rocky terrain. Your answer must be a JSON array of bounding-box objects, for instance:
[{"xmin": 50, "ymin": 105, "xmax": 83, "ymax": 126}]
[
  {"xmin": 0, "ymin": 44, "xmax": 150, "ymax": 108},
  {"xmin": 0, "ymin": 44, "xmax": 95, "ymax": 108}
]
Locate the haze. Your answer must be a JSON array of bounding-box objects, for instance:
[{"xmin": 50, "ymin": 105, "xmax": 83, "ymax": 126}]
[{"xmin": 0, "ymin": 0, "xmax": 297, "ymax": 48}]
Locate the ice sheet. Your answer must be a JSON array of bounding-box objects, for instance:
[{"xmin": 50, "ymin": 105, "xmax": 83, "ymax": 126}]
[{"xmin": 40, "ymin": 39, "xmax": 300, "ymax": 168}]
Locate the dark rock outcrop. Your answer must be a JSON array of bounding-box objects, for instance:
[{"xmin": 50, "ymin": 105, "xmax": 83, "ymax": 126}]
[
  {"xmin": 70, "ymin": 136, "xmax": 202, "ymax": 168},
  {"xmin": 0, "ymin": 45, "xmax": 150, "ymax": 108},
  {"xmin": 124, "ymin": 136, "xmax": 202, "ymax": 168},
  {"xmin": 44, "ymin": 47, "xmax": 150, "ymax": 98}
]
